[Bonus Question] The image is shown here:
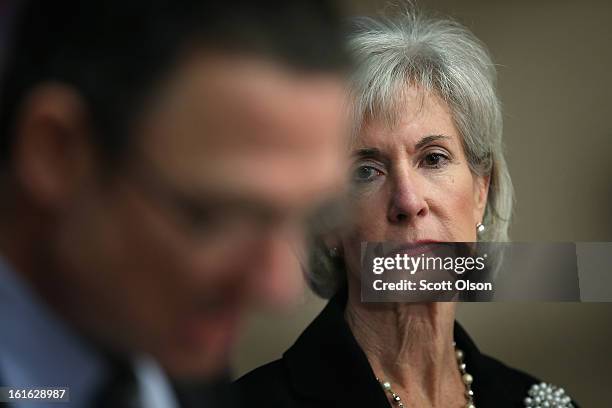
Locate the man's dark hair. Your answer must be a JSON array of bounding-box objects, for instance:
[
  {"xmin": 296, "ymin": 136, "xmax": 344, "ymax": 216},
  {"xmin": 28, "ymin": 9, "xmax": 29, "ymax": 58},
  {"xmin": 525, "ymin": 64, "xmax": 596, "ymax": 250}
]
[{"xmin": 0, "ymin": 0, "xmax": 349, "ymax": 167}]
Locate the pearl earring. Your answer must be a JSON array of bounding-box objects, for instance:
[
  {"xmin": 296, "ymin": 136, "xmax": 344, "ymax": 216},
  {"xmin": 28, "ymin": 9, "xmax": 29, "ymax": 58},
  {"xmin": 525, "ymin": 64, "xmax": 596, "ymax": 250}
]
[
  {"xmin": 329, "ymin": 247, "xmax": 339, "ymax": 258},
  {"xmin": 476, "ymin": 222, "xmax": 485, "ymax": 234}
]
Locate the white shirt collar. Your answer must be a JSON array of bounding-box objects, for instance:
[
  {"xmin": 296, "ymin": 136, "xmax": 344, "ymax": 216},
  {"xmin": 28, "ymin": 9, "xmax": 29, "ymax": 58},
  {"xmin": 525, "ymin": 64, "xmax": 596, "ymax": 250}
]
[{"xmin": 0, "ymin": 255, "xmax": 178, "ymax": 408}]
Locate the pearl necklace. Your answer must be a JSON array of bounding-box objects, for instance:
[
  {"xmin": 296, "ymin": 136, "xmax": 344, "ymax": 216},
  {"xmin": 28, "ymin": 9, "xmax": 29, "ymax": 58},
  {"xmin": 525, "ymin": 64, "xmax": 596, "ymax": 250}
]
[{"xmin": 376, "ymin": 342, "xmax": 475, "ymax": 408}]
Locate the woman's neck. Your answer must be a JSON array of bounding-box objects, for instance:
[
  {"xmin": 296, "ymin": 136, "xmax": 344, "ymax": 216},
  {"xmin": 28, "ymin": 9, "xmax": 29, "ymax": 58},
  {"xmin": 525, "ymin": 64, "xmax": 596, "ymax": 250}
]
[{"xmin": 344, "ymin": 282, "xmax": 464, "ymax": 407}]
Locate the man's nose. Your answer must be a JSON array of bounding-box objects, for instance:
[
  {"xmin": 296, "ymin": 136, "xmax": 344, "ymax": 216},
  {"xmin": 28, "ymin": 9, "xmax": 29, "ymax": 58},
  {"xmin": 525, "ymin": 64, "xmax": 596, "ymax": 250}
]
[
  {"xmin": 247, "ymin": 224, "xmax": 305, "ymax": 308},
  {"xmin": 387, "ymin": 169, "xmax": 429, "ymax": 225}
]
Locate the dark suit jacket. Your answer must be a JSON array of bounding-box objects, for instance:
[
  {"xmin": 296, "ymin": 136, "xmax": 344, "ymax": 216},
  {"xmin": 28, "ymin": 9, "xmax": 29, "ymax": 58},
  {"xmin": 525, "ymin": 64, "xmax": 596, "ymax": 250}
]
[{"xmin": 235, "ymin": 288, "xmax": 579, "ymax": 407}]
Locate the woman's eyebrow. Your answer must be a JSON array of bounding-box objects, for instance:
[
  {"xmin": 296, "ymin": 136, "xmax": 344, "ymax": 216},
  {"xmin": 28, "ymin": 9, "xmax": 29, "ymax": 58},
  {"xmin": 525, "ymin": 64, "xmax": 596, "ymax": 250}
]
[
  {"xmin": 352, "ymin": 135, "xmax": 451, "ymax": 159},
  {"xmin": 414, "ymin": 134, "xmax": 451, "ymax": 150},
  {"xmin": 352, "ymin": 147, "xmax": 383, "ymax": 159}
]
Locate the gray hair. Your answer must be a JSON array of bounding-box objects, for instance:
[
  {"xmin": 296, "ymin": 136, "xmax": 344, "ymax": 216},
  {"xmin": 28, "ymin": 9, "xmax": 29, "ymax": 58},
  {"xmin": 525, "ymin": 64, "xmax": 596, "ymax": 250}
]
[{"xmin": 306, "ymin": 7, "xmax": 514, "ymax": 299}]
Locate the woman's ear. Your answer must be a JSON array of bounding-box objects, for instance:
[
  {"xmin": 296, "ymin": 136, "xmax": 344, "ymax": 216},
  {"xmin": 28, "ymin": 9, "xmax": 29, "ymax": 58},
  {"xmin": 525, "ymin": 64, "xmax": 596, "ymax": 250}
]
[
  {"xmin": 473, "ymin": 174, "xmax": 490, "ymax": 223},
  {"xmin": 323, "ymin": 234, "xmax": 342, "ymax": 257}
]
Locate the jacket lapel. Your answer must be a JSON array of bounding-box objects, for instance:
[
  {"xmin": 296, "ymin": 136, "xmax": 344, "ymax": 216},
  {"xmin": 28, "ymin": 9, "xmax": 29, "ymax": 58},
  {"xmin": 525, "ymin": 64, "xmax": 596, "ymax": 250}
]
[{"xmin": 283, "ymin": 289, "xmax": 389, "ymax": 407}]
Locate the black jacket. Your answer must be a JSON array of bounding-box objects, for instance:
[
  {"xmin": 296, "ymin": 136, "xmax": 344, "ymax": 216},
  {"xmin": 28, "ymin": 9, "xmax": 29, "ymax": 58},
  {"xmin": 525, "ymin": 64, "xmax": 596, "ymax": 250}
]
[{"xmin": 235, "ymin": 289, "xmax": 578, "ymax": 407}]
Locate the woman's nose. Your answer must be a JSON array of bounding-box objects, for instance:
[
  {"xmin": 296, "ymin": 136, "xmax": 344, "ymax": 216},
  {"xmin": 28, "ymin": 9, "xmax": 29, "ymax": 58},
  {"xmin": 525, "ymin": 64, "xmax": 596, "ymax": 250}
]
[{"xmin": 387, "ymin": 171, "xmax": 429, "ymax": 224}]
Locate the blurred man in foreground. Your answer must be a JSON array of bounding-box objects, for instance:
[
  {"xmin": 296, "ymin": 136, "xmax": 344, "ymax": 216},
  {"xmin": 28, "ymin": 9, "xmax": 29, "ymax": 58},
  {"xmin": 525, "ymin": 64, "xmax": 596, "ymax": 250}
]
[{"xmin": 0, "ymin": 0, "xmax": 349, "ymax": 406}]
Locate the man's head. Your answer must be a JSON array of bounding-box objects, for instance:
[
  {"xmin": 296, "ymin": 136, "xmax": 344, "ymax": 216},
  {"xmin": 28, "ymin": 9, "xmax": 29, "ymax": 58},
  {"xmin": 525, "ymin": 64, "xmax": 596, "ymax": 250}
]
[{"xmin": 0, "ymin": 0, "xmax": 349, "ymax": 378}]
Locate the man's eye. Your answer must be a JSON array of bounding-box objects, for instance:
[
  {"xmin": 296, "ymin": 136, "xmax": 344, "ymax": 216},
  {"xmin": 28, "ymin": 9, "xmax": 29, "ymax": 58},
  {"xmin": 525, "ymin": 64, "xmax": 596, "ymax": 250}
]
[
  {"xmin": 353, "ymin": 165, "xmax": 383, "ymax": 182},
  {"xmin": 179, "ymin": 204, "xmax": 216, "ymax": 231},
  {"xmin": 422, "ymin": 152, "xmax": 449, "ymax": 168}
]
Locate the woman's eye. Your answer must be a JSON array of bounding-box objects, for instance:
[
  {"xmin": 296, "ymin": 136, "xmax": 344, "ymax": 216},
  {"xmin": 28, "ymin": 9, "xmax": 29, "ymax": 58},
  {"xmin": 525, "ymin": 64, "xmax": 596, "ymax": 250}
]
[
  {"xmin": 352, "ymin": 165, "xmax": 383, "ymax": 182},
  {"xmin": 422, "ymin": 152, "xmax": 449, "ymax": 168}
]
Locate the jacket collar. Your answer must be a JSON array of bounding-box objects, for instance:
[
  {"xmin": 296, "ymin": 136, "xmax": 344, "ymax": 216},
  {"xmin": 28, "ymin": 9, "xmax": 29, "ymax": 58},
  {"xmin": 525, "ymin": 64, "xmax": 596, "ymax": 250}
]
[{"xmin": 283, "ymin": 287, "xmax": 388, "ymax": 406}]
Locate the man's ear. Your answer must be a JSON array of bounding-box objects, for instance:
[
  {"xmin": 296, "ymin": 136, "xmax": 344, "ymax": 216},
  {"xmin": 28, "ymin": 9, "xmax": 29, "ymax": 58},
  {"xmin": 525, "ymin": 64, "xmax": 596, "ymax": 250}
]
[
  {"xmin": 473, "ymin": 173, "xmax": 490, "ymax": 223},
  {"xmin": 12, "ymin": 83, "xmax": 96, "ymax": 210}
]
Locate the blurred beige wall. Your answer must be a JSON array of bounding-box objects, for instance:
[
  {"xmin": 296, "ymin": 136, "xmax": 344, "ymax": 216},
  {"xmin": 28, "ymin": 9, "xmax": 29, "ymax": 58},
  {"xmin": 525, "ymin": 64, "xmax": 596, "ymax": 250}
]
[{"xmin": 232, "ymin": 1, "xmax": 612, "ymax": 407}]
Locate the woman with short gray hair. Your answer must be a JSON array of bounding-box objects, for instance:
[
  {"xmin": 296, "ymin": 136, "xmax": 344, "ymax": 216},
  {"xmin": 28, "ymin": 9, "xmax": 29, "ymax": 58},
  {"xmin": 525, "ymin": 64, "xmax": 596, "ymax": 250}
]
[{"xmin": 236, "ymin": 8, "xmax": 578, "ymax": 408}]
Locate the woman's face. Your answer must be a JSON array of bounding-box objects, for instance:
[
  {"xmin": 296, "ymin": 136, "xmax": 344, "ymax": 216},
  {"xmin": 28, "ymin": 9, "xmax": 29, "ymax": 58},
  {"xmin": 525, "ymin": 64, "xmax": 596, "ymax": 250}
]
[{"xmin": 341, "ymin": 87, "xmax": 489, "ymax": 277}]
